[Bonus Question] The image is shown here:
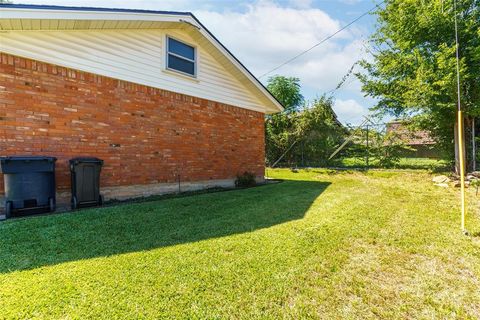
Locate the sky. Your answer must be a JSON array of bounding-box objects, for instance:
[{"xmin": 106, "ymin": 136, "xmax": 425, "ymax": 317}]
[{"xmin": 17, "ymin": 0, "xmax": 383, "ymax": 125}]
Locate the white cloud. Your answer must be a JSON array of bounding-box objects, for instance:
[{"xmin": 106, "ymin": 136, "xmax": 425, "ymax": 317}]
[
  {"xmin": 333, "ymin": 98, "xmax": 369, "ymax": 124},
  {"xmin": 193, "ymin": 1, "xmax": 371, "ymax": 124},
  {"xmin": 196, "ymin": 1, "xmax": 345, "ymax": 58},
  {"xmin": 195, "ymin": 1, "xmax": 366, "ymax": 91}
]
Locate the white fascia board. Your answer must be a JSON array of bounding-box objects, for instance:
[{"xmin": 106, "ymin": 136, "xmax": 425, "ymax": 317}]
[{"xmin": 0, "ymin": 8, "xmax": 186, "ymax": 22}]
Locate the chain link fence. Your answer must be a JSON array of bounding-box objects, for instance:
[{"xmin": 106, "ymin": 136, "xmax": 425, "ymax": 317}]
[{"xmin": 267, "ymin": 121, "xmax": 452, "ymax": 172}]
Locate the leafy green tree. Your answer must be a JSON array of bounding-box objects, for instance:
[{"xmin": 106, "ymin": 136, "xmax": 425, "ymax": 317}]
[
  {"xmin": 265, "ymin": 76, "xmax": 304, "ymax": 165},
  {"xmin": 358, "ymin": 0, "xmax": 480, "ymax": 164},
  {"xmin": 294, "ymin": 97, "xmax": 345, "ymax": 166},
  {"xmin": 266, "ymin": 76, "xmax": 304, "ymax": 113},
  {"xmin": 265, "ymin": 76, "xmax": 345, "ymax": 167}
]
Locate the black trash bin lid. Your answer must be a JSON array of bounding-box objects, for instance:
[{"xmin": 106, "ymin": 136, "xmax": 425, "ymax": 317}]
[
  {"xmin": 69, "ymin": 157, "xmax": 104, "ymax": 165},
  {"xmin": 0, "ymin": 156, "xmax": 57, "ymax": 174},
  {"xmin": 0, "ymin": 156, "xmax": 57, "ymax": 162}
]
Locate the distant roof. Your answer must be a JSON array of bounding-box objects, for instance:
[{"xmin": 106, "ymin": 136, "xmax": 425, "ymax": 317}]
[
  {"xmin": 0, "ymin": 3, "xmax": 284, "ymax": 113},
  {"xmin": 386, "ymin": 121, "xmax": 436, "ymax": 145}
]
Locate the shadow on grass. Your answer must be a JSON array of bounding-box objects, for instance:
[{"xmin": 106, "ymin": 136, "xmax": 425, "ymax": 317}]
[
  {"xmin": 0, "ymin": 180, "xmax": 329, "ymax": 274},
  {"xmin": 469, "ymin": 231, "xmax": 480, "ymax": 237}
]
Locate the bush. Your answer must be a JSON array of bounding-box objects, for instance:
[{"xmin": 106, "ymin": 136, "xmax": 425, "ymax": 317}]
[{"xmin": 235, "ymin": 172, "xmax": 257, "ymax": 188}]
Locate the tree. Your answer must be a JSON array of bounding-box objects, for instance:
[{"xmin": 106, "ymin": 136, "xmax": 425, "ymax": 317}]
[
  {"xmin": 294, "ymin": 97, "xmax": 345, "ymax": 166},
  {"xmin": 358, "ymin": 0, "xmax": 480, "ymax": 166},
  {"xmin": 265, "ymin": 76, "xmax": 304, "ymax": 165},
  {"xmin": 265, "ymin": 76, "xmax": 345, "ymax": 167},
  {"xmin": 370, "ymin": 130, "xmax": 414, "ymax": 168},
  {"xmin": 266, "ymin": 75, "xmax": 304, "ymax": 113}
]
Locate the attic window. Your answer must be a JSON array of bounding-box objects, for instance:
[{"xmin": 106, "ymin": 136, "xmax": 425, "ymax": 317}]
[{"xmin": 166, "ymin": 36, "xmax": 196, "ymax": 77}]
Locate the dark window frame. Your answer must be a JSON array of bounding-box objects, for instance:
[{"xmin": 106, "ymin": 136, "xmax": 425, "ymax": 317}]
[{"xmin": 166, "ymin": 36, "xmax": 197, "ymax": 78}]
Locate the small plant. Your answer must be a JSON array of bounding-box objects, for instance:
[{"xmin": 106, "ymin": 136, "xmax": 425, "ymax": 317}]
[{"xmin": 235, "ymin": 171, "xmax": 257, "ymax": 188}]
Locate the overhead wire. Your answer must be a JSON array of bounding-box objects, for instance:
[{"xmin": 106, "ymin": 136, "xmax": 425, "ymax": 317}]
[{"xmin": 257, "ymin": 0, "xmax": 386, "ymax": 79}]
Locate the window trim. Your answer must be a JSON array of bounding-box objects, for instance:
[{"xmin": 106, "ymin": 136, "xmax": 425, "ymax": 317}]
[{"xmin": 165, "ymin": 35, "xmax": 197, "ymax": 78}]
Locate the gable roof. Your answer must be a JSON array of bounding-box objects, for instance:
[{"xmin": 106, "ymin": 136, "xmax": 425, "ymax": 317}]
[{"xmin": 0, "ymin": 4, "xmax": 284, "ymax": 113}]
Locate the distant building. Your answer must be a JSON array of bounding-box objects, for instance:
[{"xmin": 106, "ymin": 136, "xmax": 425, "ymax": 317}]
[{"xmin": 386, "ymin": 121, "xmax": 440, "ymax": 158}]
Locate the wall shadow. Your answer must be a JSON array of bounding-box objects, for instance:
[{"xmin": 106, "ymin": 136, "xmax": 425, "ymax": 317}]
[{"xmin": 0, "ymin": 180, "xmax": 329, "ymax": 274}]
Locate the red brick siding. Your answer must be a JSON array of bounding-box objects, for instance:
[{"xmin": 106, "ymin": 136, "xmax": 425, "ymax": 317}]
[{"xmin": 0, "ymin": 53, "xmax": 265, "ymax": 192}]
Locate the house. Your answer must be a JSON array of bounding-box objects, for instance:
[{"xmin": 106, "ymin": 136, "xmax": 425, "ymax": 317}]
[
  {"xmin": 0, "ymin": 4, "xmax": 283, "ymax": 208},
  {"xmin": 385, "ymin": 120, "xmax": 440, "ymax": 158}
]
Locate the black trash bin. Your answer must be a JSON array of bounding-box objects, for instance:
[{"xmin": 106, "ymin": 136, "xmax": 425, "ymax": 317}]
[
  {"xmin": 0, "ymin": 156, "xmax": 57, "ymax": 218},
  {"xmin": 70, "ymin": 157, "xmax": 104, "ymax": 210}
]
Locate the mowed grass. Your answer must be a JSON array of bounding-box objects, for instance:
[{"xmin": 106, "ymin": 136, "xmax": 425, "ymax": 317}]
[
  {"xmin": 1, "ymin": 169, "xmax": 480, "ymax": 319},
  {"xmin": 333, "ymin": 157, "xmax": 449, "ymax": 171}
]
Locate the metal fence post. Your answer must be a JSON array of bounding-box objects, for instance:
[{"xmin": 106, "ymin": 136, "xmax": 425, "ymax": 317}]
[{"xmin": 366, "ymin": 124, "xmax": 370, "ymax": 169}]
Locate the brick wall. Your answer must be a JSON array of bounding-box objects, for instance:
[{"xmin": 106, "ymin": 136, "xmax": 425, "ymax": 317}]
[{"xmin": 0, "ymin": 53, "xmax": 265, "ymax": 194}]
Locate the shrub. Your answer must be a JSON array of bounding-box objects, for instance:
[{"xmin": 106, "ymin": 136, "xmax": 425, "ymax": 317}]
[{"xmin": 235, "ymin": 171, "xmax": 257, "ymax": 188}]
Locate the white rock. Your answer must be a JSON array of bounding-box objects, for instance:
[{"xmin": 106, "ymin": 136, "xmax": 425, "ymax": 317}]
[
  {"xmin": 471, "ymin": 171, "xmax": 480, "ymax": 178},
  {"xmin": 432, "ymin": 175, "xmax": 450, "ymax": 183}
]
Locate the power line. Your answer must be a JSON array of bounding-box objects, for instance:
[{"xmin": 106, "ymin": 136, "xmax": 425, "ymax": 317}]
[{"xmin": 257, "ymin": 0, "xmax": 386, "ymax": 79}]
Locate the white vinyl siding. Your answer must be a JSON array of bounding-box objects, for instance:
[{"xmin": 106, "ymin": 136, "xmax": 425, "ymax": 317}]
[{"xmin": 0, "ymin": 29, "xmax": 267, "ymax": 113}]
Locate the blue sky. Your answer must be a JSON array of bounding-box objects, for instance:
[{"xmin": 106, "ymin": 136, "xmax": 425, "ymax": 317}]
[{"xmin": 20, "ymin": 0, "xmax": 382, "ymax": 124}]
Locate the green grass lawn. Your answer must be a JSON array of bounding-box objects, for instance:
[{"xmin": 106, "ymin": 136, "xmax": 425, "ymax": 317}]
[
  {"xmin": 332, "ymin": 157, "xmax": 449, "ymax": 171},
  {"xmin": 1, "ymin": 169, "xmax": 480, "ymax": 319}
]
